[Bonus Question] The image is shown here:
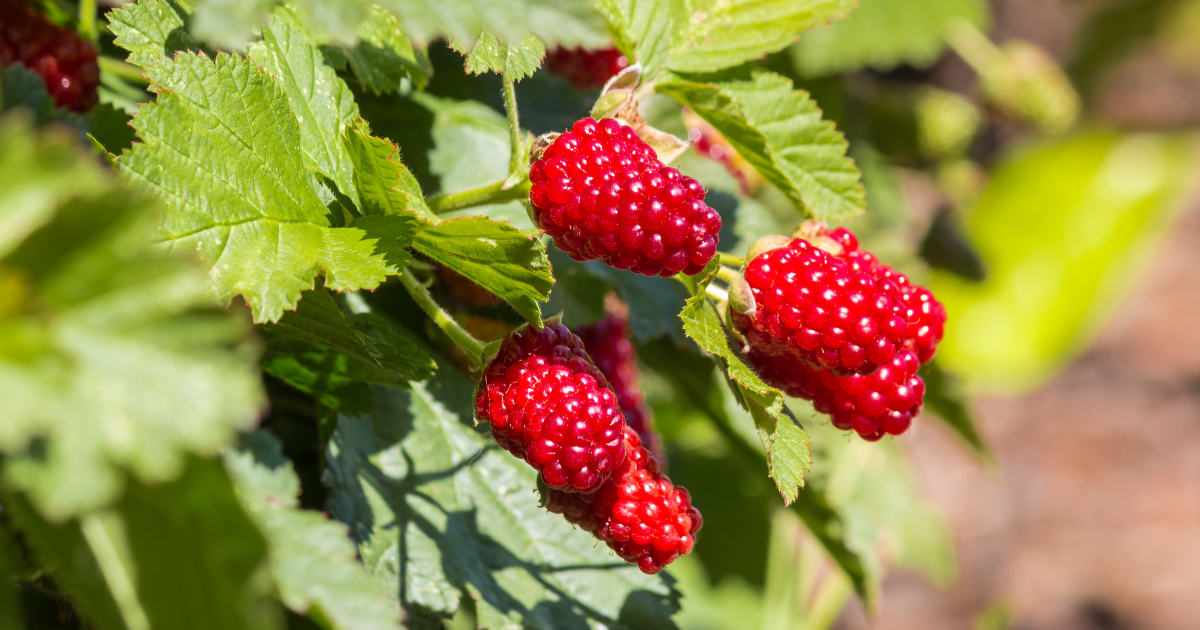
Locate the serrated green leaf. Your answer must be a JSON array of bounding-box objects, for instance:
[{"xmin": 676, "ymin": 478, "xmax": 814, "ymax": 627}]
[
  {"xmin": 0, "ymin": 119, "xmax": 264, "ymax": 519},
  {"xmin": 85, "ymin": 103, "xmax": 139, "ymax": 156},
  {"xmin": 225, "ymin": 431, "xmax": 403, "ymax": 630},
  {"xmin": 412, "ymin": 217, "xmax": 553, "ymax": 327},
  {"xmin": 666, "ymin": 0, "xmax": 854, "ymax": 73},
  {"xmin": 325, "ymin": 373, "xmax": 680, "ymax": 629},
  {"xmin": 248, "ymin": 6, "xmax": 365, "ymax": 210},
  {"xmin": 260, "ymin": 287, "xmax": 384, "ymax": 366},
  {"xmin": 527, "ymin": 1, "xmax": 612, "ymax": 49},
  {"xmin": 790, "ymin": 0, "xmax": 989, "ymax": 77},
  {"xmin": 658, "ymin": 70, "xmax": 864, "ymax": 222},
  {"xmin": 345, "ymin": 129, "xmax": 434, "ymax": 221},
  {"xmin": 375, "ymin": 0, "xmax": 529, "ymax": 47},
  {"xmin": 116, "ymin": 52, "xmax": 415, "ymax": 322},
  {"xmin": 329, "ymin": 4, "xmax": 431, "ymax": 93},
  {"xmin": 919, "ymin": 361, "xmax": 990, "ymax": 459},
  {"xmin": 106, "ymin": 0, "xmax": 198, "ymax": 67},
  {"xmin": 677, "ymin": 260, "xmax": 811, "ymax": 504},
  {"xmin": 593, "ymin": 0, "xmax": 687, "ymax": 80},
  {"xmin": 461, "ymin": 32, "xmax": 546, "ymax": 82}
]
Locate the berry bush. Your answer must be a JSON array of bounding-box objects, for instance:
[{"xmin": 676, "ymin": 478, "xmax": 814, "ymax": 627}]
[{"xmin": 0, "ymin": 0, "xmax": 1194, "ymax": 629}]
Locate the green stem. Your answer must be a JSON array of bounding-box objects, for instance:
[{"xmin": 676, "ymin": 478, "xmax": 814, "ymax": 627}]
[
  {"xmin": 399, "ymin": 272, "xmax": 487, "ymax": 367},
  {"xmin": 78, "ymin": 0, "xmax": 97, "ymax": 42},
  {"xmin": 945, "ymin": 18, "xmax": 1005, "ymax": 78},
  {"xmin": 717, "ymin": 252, "xmax": 745, "ymax": 267},
  {"xmin": 715, "ymin": 264, "xmax": 740, "ymax": 284},
  {"xmin": 503, "ymin": 78, "xmax": 522, "ymax": 174},
  {"xmin": 426, "ymin": 178, "xmax": 531, "ymax": 214},
  {"xmin": 99, "ymin": 57, "xmax": 150, "ymax": 85}
]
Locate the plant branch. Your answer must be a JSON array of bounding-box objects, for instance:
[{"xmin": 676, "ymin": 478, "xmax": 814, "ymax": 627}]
[
  {"xmin": 717, "ymin": 252, "xmax": 745, "ymax": 267},
  {"xmin": 426, "ymin": 178, "xmax": 531, "ymax": 214},
  {"xmin": 715, "ymin": 265, "xmax": 740, "ymax": 284},
  {"xmin": 99, "ymin": 57, "xmax": 150, "ymax": 85},
  {"xmin": 399, "ymin": 271, "xmax": 488, "ymax": 368},
  {"xmin": 503, "ymin": 78, "xmax": 522, "ymax": 175},
  {"xmin": 78, "ymin": 0, "xmax": 97, "ymax": 42}
]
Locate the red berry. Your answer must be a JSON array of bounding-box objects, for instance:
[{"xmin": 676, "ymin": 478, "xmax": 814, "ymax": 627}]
[
  {"xmin": 730, "ymin": 237, "xmax": 908, "ymax": 376},
  {"xmin": 545, "ymin": 46, "xmax": 629, "ymax": 90},
  {"xmin": 824, "ymin": 226, "xmax": 946, "ymax": 364},
  {"xmin": 476, "ymin": 323, "xmax": 627, "ymax": 493},
  {"xmin": 0, "ymin": 0, "xmax": 99, "ymax": 112},
  {"xmin": 574, "ymin": 313, "xmax": 664, "ymax": 461},
  {"xmin": 529, "ymin": 117, "xmax": 721, "ymax": 277},
  {"xmin": 545, "ymin": 429, "xmax": 701, "ymax": 573},
  {"xmin": 748, "ymin": 347, "xmax": 925, "ymax": 440}
]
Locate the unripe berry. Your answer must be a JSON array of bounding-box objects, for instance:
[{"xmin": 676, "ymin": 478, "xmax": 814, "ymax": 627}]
[
  {"xmin": 748, "ymin": 347, "xmax": 925, "ymax": 441},
  {"xmin": 529, "ymin": 117, "xmax": 722, "ymax": 277},
  {"xmin": 574, "ymin": 313, "xmax": 664, "ymax": 461},
  {"xmin": 545, "ymin": 429, "xmax": 701, "ymax": 573},
  {"xmin": 544, "ymin": 46, "xmax": 629, "ymax": 90},
  {"xmin": 476, "ymin": 323, "xmax": 627, "ymax": 493},
  {"xmin": 0, "ymin": 0, "xmax": 99, "ymax": 112}
]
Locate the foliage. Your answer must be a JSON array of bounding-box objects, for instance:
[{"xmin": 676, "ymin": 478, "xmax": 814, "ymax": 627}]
[{"xmin": 2, "ymin": 0, "xmax": 1193, "ymax": 628}]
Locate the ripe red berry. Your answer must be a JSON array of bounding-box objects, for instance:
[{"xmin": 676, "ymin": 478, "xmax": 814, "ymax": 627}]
[
  {"xmin": 574, "ymin": 313, "xmax": 664, "ymax": 461},
  {"xmin": 476, "ymin": 323, "xmax": 627, "ymax": 493},
  {"xmin": 545, "ymin": 429, "xmax": 701, "ymax": 574},
  {"xmin": 529, "ymin": 117, "xmax": 722, "ymax": 277},
  {"xmin": 823, "ymin": 226, "xmax": 946, "ymax": 364},
  {"xmin": 545, "ymin": 46, "xmax": 629, "ymax": 90},
  {"xmin": 730, "ymin": 236, "xmax": 910, "ymax": 377},
  {"xmin": 0, "ymin": 0, "xmax": 99, "ymax": 112},
  {"xmin": 749, "ymin": 347, "xmax": 925, "ymax": 441}
]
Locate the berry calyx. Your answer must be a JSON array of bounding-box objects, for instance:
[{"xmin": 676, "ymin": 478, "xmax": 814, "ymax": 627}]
[
  {"xmin": 529, "ymin": 117, "xmax": 722, "ymax": 277},
  {"xmin": 545, "ymin": 429, "xmax": 702, "ymax": 574},
  {"xmin": 545, "ymin": 46, "xmax": 629, "ymax": 90},
  {"xmin": 749, "ymin": 347, "xmax": 925, "ymax": 441},
  {"xmin": 0, "ymin": 0, "xmax": 99, "ymax": 112},
  {"xmin": 574, "ymin": 313, "xmax": 664, "ymax": 461},
  {"xmin": 476, "ymin": 323, "xmax": 627, "ymax": 493},
  {"xmin": 730, "ymin": 236, "xmax": 910, "ymax": 377}
]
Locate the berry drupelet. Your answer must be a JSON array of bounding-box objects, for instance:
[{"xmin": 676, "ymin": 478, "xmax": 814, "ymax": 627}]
[
  {"xmin": 545, "ymin": 46, "xmax": 629, "ymax": 90},
  {"xmin": 476, "ymin": 323, "xmax": 627, "ymax": 493},
  {"xmin": 574, "ymin": 313, "xmax": 664, "ymax": 461},
  {"xmin": 0, "ymin": 0, "xmax": 99, "ymax": 112},
  {"xmin": 529, "ymin": 117, "xmax": 722, "ymax": 277},
  {"xmin": 545, "ymin": 428, "xmax": 702, "ymax": 574}
]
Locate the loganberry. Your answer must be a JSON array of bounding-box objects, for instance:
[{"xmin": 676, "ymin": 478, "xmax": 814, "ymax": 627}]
[
  {"xmin": 729, "ymin": 236, "xmax": 910, "ymax": 377},
  {"xmin": 0, "ymin": 0, "xmax": 99, "ymax": 112},
  {"xmin": 476, "ymin": 323, "xmax": 627, "ymax": 493},
  {"xmin": 748, "ymin": 346, "xmax": 925, "ymax": 441},
  {"xmin": 545, "ymin": 429, "xmax": 702, "ymax": 574},
  {"xmin": 574, "ymin": 313, "xmax": 664, "ymax": 461},
  {"xmin": 529, "ymin": 117, "xmax": 722, "ymax": 277},
  {"xmin": 545, "ymin": 46, "xmax": 629, "ymax": 90}
]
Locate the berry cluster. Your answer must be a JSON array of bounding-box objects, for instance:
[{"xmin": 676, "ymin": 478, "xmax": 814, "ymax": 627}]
[
  {"xmin": 732, "ymin": 225, "xmax": 946, "ymax": 440},
  {"xmin": 545, "ymin": 46, "xmax": 629, "ymax": 90},
  {"xmin": 545, "ymin": 428, "xmax": 701, "ymax": 574},
  {"xmin": 530, "ymin": 117, "xmax": 722, "ymax": 277},
  {"xmin": 0, "ymin": 0, "xmax": 99, "ymax": 112},
  {"xmin": 575, "ymin": 313, "xmax": 664, "ymax": 461},
  {"xmin": 476, "ymin": 323, "xmax": 627, "ymax": 493}
]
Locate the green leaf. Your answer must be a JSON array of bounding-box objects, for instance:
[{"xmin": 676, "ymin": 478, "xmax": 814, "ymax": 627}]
[
  {"xmin": 666, "ymin": 0, "xmax": 855, "ymax": 73},
  {"xmin": 327, "ymin": 4, "xmax": 432, "ymax": 93},
  {"xmin": 461, "ymin": 32, "xmax": 546, "ymax": 82},
  {"xmin": 85, "ymin": 104, "xmax": 139, "ymax": 156},
  {"xmin": 116, "ymin": 52, "xmax": 416, "ymax": 322},
  {"xmin": 375, "ymin": 0, "xmax": 531, "ymax": 48},
  {"xmin": 790, "ymin": 0, "xmax": 990, "ymax": 77},
  {"xmin": 931, "ymin": 132, "xmax": 1198, "ymax": 392},
  {"xmin": 259, "ymin": 287, "xmax": 385, "ymax": 366},
  {"xmin": 593, "ymin": 0, "xmax": 686, "ymax": 80},
  {"xmin": 324, "ymin": 375, "xmax": 681, "ymax": 629},
  {"xmin": 0, "ymin": 119, "xmax": 264, "ymax": 519},
  {"xmin": 919, "ymin": 361, "xmax": 990, "ymax": 459},
  {"xmin": 344, "ymin": 128, "xmax": 434, "ymax": 221},
  {"xmin": 225, "ymin": 431, "xmax": 403, "ymax": 630},
  {"xmin": 106, "ymin": 0, "xmax": 198, "ymax": 68},
  {"xmin": 412, "ymin": 216, "xmax": 553, "ymax": 327},
  {"xmin": 658, "ymin": 70, "xmax": 865, "ymax": 222},
  {"xmin": 677, "ymin": 261, "xmax": 812, "ymax": 504},
  {"xmin": 248, "ymin": 6, "xmax": 365, "ymax": 210}
]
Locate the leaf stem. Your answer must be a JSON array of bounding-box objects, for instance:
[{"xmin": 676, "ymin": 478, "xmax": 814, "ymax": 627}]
[
  {"xmin": 503, "ymin": 78, "xmax": 522, "ymax": 175},
  {"xmin": 426, "ymin": 178, "xmax": 531, "ymax": 214},
  {"xmin": 715, "ymin": 264, "xmax": 740, "ymax": 285},
  {"xmin": 945, "ymin": 18, "xmax": 1006, "ymax": 77},
  {"xmin": 77, "ymin": 0, "xmax": 97, "ymax": 42},
  {"xmin": 717, "ymin": 252, "xmax": 745, "ymax": 267},
  {"xmin": 99, "ymin": 57, "xmax": 150, "ymax": 85},
  {"xmin": 399, "ymin": 271, "xmax": 488, "ymax": 368}
]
